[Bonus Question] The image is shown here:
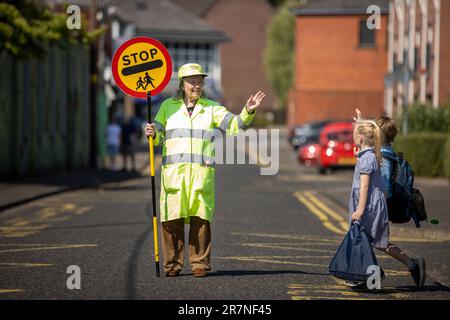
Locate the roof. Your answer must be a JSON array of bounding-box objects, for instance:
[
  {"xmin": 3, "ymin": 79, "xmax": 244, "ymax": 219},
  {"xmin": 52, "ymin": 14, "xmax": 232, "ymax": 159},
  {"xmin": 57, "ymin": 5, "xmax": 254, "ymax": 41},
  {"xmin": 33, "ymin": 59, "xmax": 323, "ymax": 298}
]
[
  {"xmin": 109, "ymin": 0, "xmax": 229, "ymax": 42},
  {"xmin": 292, "ymin": 0, "xmax": 389, "ymax": 16},
  {"xmin": 169, "ymin": 0, "xmax": 217, "ymax": 17}
]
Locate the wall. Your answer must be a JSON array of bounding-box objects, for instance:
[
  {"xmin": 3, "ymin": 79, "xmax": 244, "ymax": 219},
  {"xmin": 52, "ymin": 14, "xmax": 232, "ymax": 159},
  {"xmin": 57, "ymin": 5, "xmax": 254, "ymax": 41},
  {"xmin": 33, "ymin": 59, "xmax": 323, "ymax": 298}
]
[
  {"xmin": 203, "ymin": 0, "xmax": 277, "ymax": 113},
  {"xmin": 0, "ymin": 45, "xmax": 91, "ymax": 179},
  {"xmin": 288, "ymin": 14, "xmax": 388, "ymax": 126}
]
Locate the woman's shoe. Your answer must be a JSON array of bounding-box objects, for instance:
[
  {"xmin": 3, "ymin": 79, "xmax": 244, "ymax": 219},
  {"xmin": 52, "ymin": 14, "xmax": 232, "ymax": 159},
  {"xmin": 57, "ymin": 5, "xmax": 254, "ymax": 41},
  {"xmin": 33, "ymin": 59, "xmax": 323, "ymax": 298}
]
[
  {"xmin": 193, "ymin": 269, "xmax": 207, "ymax": 277},
  {"xmin": 165, "ymin": 270, "xmax": 180, "ymax": 277}
]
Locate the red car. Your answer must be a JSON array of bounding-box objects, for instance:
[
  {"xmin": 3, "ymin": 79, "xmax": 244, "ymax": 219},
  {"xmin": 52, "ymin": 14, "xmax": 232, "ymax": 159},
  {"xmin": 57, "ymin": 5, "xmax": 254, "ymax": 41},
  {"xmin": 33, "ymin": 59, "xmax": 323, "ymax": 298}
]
[
  {"xmin": 318, "ymin": 122, "xmax": 356, "ymax": 174},
  {"xmin": 298, "ymin": 142, "xmax": 321, "ymax": 167}
]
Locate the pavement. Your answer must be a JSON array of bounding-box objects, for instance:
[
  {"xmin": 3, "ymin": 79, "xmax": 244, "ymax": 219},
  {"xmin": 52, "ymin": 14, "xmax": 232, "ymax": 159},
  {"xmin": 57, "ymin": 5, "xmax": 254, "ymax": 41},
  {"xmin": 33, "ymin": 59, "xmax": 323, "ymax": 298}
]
[{"xmin": 0, "ymin": 144, "xmax": 157, "ymax": 212}]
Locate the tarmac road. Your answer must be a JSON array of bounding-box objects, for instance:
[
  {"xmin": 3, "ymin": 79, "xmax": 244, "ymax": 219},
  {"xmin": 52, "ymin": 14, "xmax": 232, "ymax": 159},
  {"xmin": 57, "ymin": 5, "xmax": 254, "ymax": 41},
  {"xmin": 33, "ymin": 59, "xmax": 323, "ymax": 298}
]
[{"xmin": 0, "ymin": 129, "xmax": 449, "ymax": 300}]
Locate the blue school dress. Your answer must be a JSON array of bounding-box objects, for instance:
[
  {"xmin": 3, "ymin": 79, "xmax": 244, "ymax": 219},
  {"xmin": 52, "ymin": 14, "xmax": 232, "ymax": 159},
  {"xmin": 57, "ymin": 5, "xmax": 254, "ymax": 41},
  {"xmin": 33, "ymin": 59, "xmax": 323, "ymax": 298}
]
[{"xmin": 349, "ymin": 148, "xmax": 389, "ymax": 248}]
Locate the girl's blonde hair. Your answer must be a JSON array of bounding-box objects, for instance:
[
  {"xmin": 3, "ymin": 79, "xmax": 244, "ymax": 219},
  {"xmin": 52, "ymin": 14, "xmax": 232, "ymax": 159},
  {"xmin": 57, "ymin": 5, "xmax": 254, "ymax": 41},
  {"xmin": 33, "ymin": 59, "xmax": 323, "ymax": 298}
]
[{"xmin": 354, "ymin": 119, "xmax": 382, "ymax": 165}]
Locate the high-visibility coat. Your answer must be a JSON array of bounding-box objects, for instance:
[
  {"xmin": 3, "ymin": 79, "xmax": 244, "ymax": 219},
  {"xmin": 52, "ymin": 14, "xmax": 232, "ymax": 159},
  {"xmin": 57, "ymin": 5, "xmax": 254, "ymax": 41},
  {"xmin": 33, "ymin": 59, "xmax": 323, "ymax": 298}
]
[{"xmin": 153, "ymin": 97, "xmax": 255, "ymax": 223}]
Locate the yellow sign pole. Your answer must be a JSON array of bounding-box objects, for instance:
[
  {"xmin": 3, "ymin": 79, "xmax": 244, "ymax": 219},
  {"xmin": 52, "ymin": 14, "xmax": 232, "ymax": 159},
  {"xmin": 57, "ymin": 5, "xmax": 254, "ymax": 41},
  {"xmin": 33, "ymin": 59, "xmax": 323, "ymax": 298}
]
[{"xmin": 147, "ymin": 90, "xmax": 160, "ymax": 277}]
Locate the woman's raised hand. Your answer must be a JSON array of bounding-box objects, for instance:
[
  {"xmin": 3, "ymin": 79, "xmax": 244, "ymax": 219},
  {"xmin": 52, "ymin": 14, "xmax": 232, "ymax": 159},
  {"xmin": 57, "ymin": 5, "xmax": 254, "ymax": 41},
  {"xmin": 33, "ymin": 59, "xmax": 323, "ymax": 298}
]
[{"xmin": 246, "ymin": 91, "xmax": 266, "ymax": 113}]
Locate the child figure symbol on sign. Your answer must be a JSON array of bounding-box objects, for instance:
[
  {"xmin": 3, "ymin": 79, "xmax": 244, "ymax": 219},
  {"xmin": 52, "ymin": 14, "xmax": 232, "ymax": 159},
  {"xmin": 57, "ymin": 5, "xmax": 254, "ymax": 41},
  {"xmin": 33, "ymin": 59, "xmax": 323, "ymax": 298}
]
[
  {"xmin": 144, "ymin": 72, "xmax": 155, "ymax": 90},
  {"xmin": 136, "ymin": 77, "xmax": 145, "ymax": 90}
]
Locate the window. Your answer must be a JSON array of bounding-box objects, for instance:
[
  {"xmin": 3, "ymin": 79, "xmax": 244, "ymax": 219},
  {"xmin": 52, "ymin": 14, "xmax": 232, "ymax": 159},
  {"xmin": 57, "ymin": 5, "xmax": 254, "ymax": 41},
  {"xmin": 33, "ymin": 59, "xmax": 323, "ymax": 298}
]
[
  {"xmin": 359, "ymin": 20, "xmax": 375, "ymax": 47},
  {"xmin": 166, "ymin": 42, "xmax": 215, "ymax": 76}
]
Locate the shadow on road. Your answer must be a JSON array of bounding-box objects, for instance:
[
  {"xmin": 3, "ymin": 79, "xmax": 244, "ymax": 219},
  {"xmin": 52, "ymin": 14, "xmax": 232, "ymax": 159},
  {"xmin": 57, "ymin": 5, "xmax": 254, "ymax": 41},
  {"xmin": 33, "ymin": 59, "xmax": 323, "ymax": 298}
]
[
  {"xmin": 126, "ymin": 200, "xmax": 153, "ymax": 300},
  {"xmin": 352, "ymin": 282, "xmax": 450, "ymax": 295}
]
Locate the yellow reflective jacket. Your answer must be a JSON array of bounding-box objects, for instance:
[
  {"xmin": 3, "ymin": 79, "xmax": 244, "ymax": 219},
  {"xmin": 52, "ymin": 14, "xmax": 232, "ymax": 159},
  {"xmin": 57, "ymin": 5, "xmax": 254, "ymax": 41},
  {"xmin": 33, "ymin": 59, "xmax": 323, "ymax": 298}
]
[{"xmin": 153, "ymin": 97, "xmax": 255, "ymax": 223}]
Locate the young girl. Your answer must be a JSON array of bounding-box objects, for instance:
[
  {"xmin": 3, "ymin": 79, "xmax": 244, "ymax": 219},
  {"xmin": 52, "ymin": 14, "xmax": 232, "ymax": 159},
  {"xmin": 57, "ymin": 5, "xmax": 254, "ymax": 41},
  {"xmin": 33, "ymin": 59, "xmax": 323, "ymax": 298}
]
[
  {"xmin": 346, "ymin": 120, "xmax": 389, "ymax": 287},
  {"xmin": 350, "ymin": 120, "xmax": 389, "ymax": 249},
  {"xmin": 349, "ymin": 114, "xmax": 426, "ymax": 288}
]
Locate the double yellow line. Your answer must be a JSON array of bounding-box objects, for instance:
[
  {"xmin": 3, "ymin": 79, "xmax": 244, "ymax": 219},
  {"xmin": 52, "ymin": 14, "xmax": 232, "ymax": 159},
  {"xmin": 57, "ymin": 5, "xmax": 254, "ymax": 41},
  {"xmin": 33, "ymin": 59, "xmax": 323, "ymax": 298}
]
[{"xmin": 293, "ymin": 191, "xmax": 348, "ymax": 235}]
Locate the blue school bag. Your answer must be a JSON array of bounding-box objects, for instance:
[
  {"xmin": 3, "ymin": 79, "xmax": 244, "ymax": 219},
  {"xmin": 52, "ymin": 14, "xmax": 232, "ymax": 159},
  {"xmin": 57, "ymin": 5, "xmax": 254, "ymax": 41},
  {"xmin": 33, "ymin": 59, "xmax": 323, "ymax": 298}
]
[
  {"xmin": 328, "ymin": 221, "xmax": 379, "ymax": 282},
  {"xmin": 384, "ymin": 152, "xmax": 427, "ymax": 227}
]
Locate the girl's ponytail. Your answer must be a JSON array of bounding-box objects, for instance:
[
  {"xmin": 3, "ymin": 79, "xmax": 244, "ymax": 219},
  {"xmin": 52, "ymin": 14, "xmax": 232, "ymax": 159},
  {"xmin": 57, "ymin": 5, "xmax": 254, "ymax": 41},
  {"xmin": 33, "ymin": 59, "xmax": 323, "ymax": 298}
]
[
  {"xmin": 355, "ymin": 119, "xmax": 383, "ymax": 165},
  {"xmin": 373, "ymin": 123, "xmax": 382, "ymax": 166}
]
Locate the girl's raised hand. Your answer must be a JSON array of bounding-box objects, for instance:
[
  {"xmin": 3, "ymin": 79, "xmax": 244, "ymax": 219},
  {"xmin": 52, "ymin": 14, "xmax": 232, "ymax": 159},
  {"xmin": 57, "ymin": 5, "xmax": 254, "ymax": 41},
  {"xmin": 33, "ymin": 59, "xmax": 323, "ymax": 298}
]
[{"xmin": 353, "ymin": 108, "xmax": 362, "ymax": 122}]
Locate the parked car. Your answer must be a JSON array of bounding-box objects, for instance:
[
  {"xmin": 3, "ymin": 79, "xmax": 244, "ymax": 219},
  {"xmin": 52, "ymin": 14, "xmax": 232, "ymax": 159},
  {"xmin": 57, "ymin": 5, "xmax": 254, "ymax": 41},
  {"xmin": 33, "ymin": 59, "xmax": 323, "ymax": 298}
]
[
  {"xmin": 288, "ymin": 120, "xmax": 332, "ymax": 150},
  {"xmin": 318, "ymin": 122, "xmax": 356, "ymax": 174},
  {"xmin": 298, "ymin": 142, "xmax": 321, "ymax": 167}
]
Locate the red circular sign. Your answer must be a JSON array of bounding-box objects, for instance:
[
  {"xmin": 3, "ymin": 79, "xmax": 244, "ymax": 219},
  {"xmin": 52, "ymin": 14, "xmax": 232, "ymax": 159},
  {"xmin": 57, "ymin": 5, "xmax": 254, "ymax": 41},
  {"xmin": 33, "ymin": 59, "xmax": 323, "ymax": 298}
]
[{"xmin": 112, "ymin": 37, "xmax": 172, "ymax": 98}]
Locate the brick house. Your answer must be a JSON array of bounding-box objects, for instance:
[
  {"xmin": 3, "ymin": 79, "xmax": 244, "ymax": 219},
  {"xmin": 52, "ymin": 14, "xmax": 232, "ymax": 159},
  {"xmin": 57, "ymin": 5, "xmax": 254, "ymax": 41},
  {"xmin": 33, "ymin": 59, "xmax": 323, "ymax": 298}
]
[
  {"xmin": 288, "ymin": 0, "xmax": 389, "ymax": 127},
  {"xmin": 172, "ymin": 0, "xmax": 278, "ymax": 114}
]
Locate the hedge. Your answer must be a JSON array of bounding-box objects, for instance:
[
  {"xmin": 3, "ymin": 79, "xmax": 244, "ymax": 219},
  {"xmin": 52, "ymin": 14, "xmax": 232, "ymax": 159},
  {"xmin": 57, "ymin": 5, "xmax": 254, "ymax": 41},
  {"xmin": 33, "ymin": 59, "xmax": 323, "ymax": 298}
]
[
  {"xmin": 397, "ymin": 103, "xmax": 450, "ymax": 133},
  {"xmin": 393, "ymin": 132, "xmax": 448, "ymax": 177},
  {"xmin": 444, "ymin": 134, "xmax": 450, "ymax": 180}
]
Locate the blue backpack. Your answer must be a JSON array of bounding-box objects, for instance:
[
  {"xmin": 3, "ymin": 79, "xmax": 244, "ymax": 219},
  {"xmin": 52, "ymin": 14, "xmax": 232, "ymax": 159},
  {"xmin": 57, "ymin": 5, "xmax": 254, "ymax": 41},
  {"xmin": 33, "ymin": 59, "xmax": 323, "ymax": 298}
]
[{"xmin": 384, "ymin": 152, "xmax": 427, "ymax": 227}]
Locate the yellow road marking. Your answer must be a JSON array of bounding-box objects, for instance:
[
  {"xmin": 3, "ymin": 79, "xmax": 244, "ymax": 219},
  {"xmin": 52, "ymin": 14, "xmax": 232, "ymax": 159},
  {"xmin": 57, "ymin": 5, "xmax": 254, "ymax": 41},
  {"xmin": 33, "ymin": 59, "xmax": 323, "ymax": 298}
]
[
  {"xmin": 390, "ymin": 293, "xmax": 410, "ymax": 299},
  {"xmin": 294, "ymin": 191, "xmax": 448, "ymax": 243},
  {"xmin": 305, "ymin": 191, "xmax": 348, "ymax": 231},
  {"xmin": 289, "ymin": 284, "xmax": 349, "ymax": 289},
  {"xmin": 288, "ymin": 283, "xmax": 410, "ymax": 300},
  {"xmin": 244, "ymin": 242, "xmax": 337, "ymax": 247},
  {"xmin": 62, "ymin": 204, "xmax": 76, "ymax": 211},
  {"xmin": 0, "ymin": 289, "xmax": 24, "ymax": 294},
  {"xmin": 232, "ymin": 232, "xmax": 341, "ymax": 243},
  {"xmin": 288, "ymin": 289, "xmax": 360, "ymax": 296},
  {"xmin": 293, "ymin": 191, "xmax": 346, "ymax": 235},
  {"xmin": 384, "ymin": 270, "xmax": 411, "ymax": 276},
  {"xmin": 216, "ymin": 256, "xmax": 326, "ymax": 268},
  {"xmin": 291, "ymin": 296, "xmax": 387, "ymax": 301},
  {"xmin": 240, "ymin": 243, "xmax": 335, "ymax": 253},
  {"xmin": 238, "ymin": 242, "xmax": 338, "ymax": 246},
  {"xmin": 0, "ymin": 225, "xmax": 50, "ymax": 238},
  {"xmin": 0, "ymin": 262, "xmax": 53, "ymax": 267},
  {"xmin": 0, "ymin": 244, "xmax": 98, "ymax": 254},
  {"xmin": 0, "ymin": 204, "xmax": 92, "ymax": 238},
  {"xmin": 0, "ymin": 243, "xmax": 70, "ymax": 246}
]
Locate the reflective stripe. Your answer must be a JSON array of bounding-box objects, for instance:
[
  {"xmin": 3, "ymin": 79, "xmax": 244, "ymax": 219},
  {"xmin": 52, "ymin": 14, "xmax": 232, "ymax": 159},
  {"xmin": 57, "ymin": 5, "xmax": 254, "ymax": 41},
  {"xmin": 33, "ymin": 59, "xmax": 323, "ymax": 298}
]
[
  {"xmin": 237, "ymin": 116, "xmax": 249, "ymax": 130},
  {"xmin": 165, "ymin": 128, "xmax": 215, "ymax": 142},
  {"xmin": 154, "ymin": 121, "xmax": 165, "ymax": 133},
  {"xmin": 219, "ymin": 112, "xmax": 234, "ymax": 131},
  {"xmin": 162, "ymin": 153, "xmax": 216, "ymax": 167}
]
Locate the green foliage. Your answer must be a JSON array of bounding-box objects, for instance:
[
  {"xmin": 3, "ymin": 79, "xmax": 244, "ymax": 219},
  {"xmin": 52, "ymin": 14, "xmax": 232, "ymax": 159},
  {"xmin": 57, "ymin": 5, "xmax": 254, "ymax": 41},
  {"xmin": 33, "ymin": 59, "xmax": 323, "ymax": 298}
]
[
  {"xmin": 266, "ymin": 0, "xmax": 289, "ymax": 7},
  {"xmin": 0, "ymin": 0, "xmax": 103, "ymax": 60},
  {"xmin": 397, "ymin": 103, "xmax": 450, "ymax": 133},
  {"xmin": 263, "ymin": 1, "xmax": 300, "ymax": 108},
  {"xmin": 393, "ymin": 132, "xmax": 448, "ymax": 177},
  {"xmin": 252, "ymin": 113, "xmax": 271, "ymax": 128},
  {"xmin": 444, "ymin": 134, "xmax": 450, "ymax": 180}
]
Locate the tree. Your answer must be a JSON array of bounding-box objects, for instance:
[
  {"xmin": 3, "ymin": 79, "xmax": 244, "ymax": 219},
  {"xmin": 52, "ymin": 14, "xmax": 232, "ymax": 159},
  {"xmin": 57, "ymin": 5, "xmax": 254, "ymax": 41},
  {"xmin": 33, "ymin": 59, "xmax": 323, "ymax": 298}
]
[
  {"xmin": 263, "ymin": 0, "xmax": 305, "ymax": 108},
  {"xmin": 0, "ymin": 0, "xmax": 103, "ymax": 61},
  {"xmin": 266, "ymin": 0, "xmax": 289, "ymax": 7}
]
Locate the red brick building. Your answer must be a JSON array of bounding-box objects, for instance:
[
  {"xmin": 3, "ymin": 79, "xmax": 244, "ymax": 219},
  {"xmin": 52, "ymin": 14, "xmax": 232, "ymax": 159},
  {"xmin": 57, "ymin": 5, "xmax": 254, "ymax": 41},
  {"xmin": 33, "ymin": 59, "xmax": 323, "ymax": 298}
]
[
  {"xmin": 172, "ymin": 0, "xmax": 277, "ymax": 113},
  {"xmin": 288, "ymin": 0, "xmax": 389, "ymax": 127}
]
